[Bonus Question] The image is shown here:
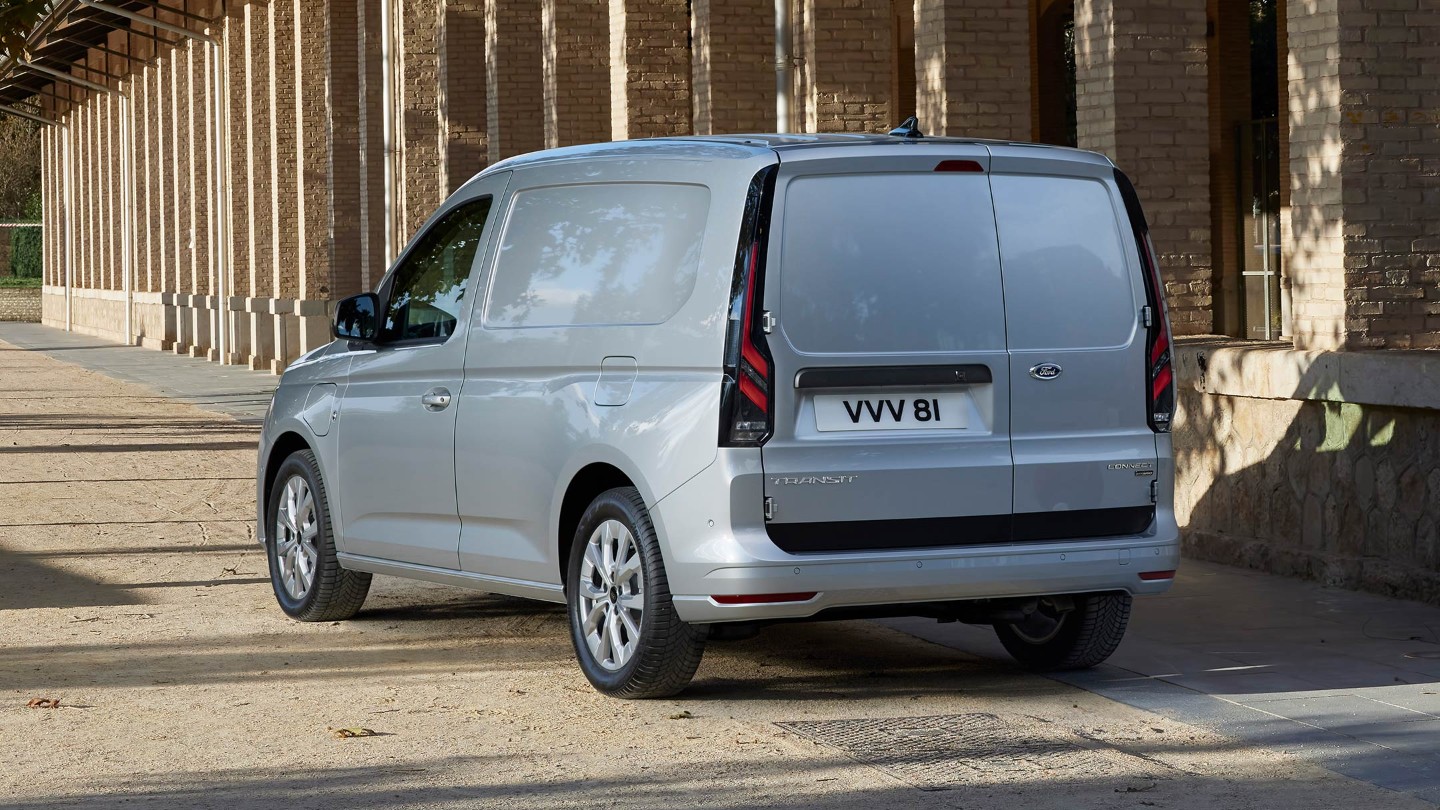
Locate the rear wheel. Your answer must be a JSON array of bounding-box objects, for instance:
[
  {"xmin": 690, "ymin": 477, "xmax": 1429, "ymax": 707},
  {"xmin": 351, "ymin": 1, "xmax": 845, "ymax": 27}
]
[
  {"xmin": 993, "ymin": 592, "xmax": 1131, "ymax": 671},
  {"xmin": 266, "ymin": 450, "xmax": 371, "ymax": 622},
  {"xmin": 566, "ymin": 487, "xmax": 707, "ymax": 699}
]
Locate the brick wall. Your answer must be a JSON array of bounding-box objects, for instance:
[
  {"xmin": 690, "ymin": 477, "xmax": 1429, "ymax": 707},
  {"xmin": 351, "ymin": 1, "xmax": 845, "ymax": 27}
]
[
  {"xmin": 691, "ymin": 0, "xmax": 774, "ymax": 134},
  {"xmin": 1075, "ymin": 0, "xmax": 1213, "ymax": 336},
  {"xmin": 445, "ymin": 0, "xmax": 489, "ymax": 186},
  {"xmin": 486, "ymin": 0, "xmax": 545, "ymax": 161},
  {"xmin": 1287, "ymin": 0, "xmax": 1440, "ymax": 350},
  {"xmin": 0, "ymin": 288, "xmax": 42, "ymax": 322},
  {"xmin": 800, "ymin": 0, "xmax": 894, "ymax": 133},
  {"xmin": 542, "ymin": 0, "xmax": 609, "ymax": 147},
  {"xmin": 914, "ymin": 0, "xmax": 1031, "ymax": 140},
  {"xmin": 609, "ymin": 0, "xmax": 691, "ymax": 139}
]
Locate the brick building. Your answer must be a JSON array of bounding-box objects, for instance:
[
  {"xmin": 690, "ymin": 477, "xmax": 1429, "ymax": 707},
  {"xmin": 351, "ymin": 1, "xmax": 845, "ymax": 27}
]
[{"xmin": 1, "ymin": 0, "xmax": 1439, "ymax": 602}]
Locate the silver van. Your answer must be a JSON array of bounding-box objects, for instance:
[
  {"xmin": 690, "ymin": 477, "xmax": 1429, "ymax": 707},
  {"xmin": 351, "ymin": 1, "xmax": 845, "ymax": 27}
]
[{"xmin": 256, "ymin": 133, "xmax": 1180, "ymax": 698}]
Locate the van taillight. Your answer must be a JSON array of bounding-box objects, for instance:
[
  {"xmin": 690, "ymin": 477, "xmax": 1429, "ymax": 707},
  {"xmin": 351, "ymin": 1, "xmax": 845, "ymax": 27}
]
[
  {"xmin": 721, "ymin": 168, "xmax": 776, "ymax": 447},
  {"xmin": 1141, "ymin": 232, "xmax": 1174, "ymax": 433}
]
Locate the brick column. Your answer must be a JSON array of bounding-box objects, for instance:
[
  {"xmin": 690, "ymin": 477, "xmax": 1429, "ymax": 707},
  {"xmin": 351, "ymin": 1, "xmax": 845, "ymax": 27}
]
[
  {"xmin": 609, "ymin": 0, "xmax": 691, "ymax": 139},
  {"xmin": 799, "ymin": 0, "xmax": 894, "ymax": 133},
  {"xmin": 1074, "ymin": 0, "xmax": 1212, "ymax": 335},
  {"xmin": 399, "ymin": 0, "xmax": 446, "ymax": 240},
  {"xmin": 691, "ymin": 0, "xmax": 774, "ymax": 135},
  {"xmin": 541, "ymin": 0, "xmax": 609, "ymax": 148},
  {"xmin": 327, "ymin": 0, "xmax": 365, "ymax": 299},
  {"xmin": 913, "ymin": 0, "xmax": 1031, "ymax": 140},
  {"xmin": 485, "ymin": 0, "xmax": 544, "ymax": 161},
  {"xmin": 445, "ymin": 1, "xmax": 489, "ymax": 186},
  {"xmin": 1285, "ymin": 0, "xmax": 1440, "ymax": 350}
]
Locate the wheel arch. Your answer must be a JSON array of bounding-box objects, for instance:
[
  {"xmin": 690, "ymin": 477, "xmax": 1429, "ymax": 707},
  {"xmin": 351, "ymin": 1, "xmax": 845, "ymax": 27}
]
[
  {"xmin": 263, "ymin": 431, "xmax": 314, "ymax": 523},
  {"xmin": 556, "ymin": 462, "xmax": 640, "ymax": 588}
]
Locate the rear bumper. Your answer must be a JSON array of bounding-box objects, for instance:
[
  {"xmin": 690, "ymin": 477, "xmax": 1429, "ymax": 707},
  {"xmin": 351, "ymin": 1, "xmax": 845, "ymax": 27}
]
[{"xmin": 650, "ymin": 449, "xmax": 1180, "ymax": 625}]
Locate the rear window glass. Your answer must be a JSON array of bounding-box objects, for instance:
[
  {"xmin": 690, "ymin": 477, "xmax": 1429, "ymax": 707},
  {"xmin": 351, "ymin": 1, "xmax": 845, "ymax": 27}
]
[
  {"xmin": 777, "ymin": 173, "xmax": 1006, "ymax": 354},
  {"xmin": 484, "ymin": 183, "xmax": 709, "ymax": 329},
  {"xmin": 991, "ymin": 175, "xmax": 1136, "ymax": 350}
]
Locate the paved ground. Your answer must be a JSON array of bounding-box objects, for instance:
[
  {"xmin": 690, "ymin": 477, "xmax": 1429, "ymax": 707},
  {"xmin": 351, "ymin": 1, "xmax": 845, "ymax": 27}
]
[{"xmin": 2, "ymin": 323, "xmax": 1438, "ymax": 809}]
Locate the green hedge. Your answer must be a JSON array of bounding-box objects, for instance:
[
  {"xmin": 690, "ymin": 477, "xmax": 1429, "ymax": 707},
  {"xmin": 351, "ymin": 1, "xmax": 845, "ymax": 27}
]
[
  {"xmin": 10, "ymin": 224, "xmax": 40, "ymax": 278},
  {"xmin": 9, "ymin": 192, "xmax": 40, "ymax": 279}
]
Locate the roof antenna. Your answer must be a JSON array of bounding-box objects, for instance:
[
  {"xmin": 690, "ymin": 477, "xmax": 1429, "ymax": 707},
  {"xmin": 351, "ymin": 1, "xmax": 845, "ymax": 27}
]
[{"xmin": 888, "ymin": 116, "xmax": 924, "ymax": 139}]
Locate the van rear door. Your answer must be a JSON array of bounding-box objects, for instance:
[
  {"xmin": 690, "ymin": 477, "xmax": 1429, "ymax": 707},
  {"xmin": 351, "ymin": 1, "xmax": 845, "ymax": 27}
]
[
  {"xmin": 758, "ymin": 147, "xmax": 1014, "ymax": 552},
  {"xmin": 988, "ymin": 148, "xmax": 1159, "ymax": 539}
]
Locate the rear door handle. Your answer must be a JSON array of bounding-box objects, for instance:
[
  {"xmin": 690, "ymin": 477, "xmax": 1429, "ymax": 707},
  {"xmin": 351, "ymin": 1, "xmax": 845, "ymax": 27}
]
[{"xmin": 420, "ymin": 387, "xmax": 452, "ymax": 411}]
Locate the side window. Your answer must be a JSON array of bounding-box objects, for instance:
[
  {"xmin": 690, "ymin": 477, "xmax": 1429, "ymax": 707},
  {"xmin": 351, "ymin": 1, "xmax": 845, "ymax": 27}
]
[
  {"xmin": 380, "ymin": 196, "xmax": 493, "ymax": 343},
  {"xmin": 483, "ymin": 183, "xmax": 709, "ymax": 329}
]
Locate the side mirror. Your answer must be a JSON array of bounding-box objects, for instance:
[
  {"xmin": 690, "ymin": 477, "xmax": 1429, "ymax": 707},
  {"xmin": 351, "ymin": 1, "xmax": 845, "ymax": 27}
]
[{"xmin": 333, "ymin": 293, "xmax": 380, "ymax": 342}]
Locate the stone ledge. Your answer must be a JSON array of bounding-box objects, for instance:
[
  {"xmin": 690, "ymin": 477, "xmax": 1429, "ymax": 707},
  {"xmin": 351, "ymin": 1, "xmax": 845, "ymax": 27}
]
[
  {"xmin": 1183, "ymin": 530, "xmax": 1440, "ymax": 608},
  {"xmin": 1176, "ymin": 336, "xmax": 1440, "ymax": 412}
]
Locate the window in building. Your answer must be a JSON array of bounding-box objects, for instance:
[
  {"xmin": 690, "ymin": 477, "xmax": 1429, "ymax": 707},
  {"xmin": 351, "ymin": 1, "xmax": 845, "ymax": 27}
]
[
  {"xmin": 1237, "ymin": 0, "xmax": 1283, "ymax": 340},
  {"xmin": 1034, "ymin": 0, "xmax": 1077, "ymax": 147}
]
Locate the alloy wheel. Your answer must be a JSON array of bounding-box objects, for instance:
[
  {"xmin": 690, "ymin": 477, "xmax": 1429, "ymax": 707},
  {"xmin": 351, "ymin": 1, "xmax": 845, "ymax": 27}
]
[
  {"xmin": 274, "ymin": 474, "xmax": 320, "ymax": 601},
  {"xmin": 577, "ymin": 519, "xmax": 645, "ymax": 671}
]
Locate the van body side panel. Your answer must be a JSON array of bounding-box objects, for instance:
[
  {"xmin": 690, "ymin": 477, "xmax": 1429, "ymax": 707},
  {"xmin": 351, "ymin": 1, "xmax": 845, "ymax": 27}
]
[
  {"xmin": 987, "ymin": 150, "xmax": 1160, "ymax": 524},
  {"xmin": 331, "ymin": 174, "xmax": 511, "ymax": 570},
  {"xmin": 453, "ymin": 154, "xmax": 777, "ymax": 586},
  {"xmin": 759, "ymin": 147, "xmax": 1014, "ymax": 545}
]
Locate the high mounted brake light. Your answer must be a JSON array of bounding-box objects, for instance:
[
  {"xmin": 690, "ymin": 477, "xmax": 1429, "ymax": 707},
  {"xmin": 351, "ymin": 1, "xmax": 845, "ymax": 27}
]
[{"xmin": 720, "ymin": 167, "xmax": 777, "ymax": 447}]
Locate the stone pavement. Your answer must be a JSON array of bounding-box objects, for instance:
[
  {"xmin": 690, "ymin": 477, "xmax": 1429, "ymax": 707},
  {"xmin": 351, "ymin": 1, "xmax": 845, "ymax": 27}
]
[
  {"xmin": 6, "ymin": 322, "xmax": 1440, "ymax": 805},
  {"xmin": 892, "ymin": 562, "xmax": 1440, "ymax": 803},
  {"xmin": 0, "ymin": 323, "xmax": 277, "ymax": 423}
]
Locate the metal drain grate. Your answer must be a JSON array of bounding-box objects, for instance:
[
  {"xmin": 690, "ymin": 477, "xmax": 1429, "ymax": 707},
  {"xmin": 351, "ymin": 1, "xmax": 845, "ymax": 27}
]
[{"xmin": 777, "ymin": 714, "xmax": 1145, "ymax": 791}]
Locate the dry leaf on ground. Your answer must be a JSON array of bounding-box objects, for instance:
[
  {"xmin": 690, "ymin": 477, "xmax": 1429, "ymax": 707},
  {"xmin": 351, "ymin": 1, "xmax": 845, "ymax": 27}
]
[
  {"xmin": 26, "ymin": 698, "xmax": 60, "ymax": 709},
  {"xmin": 329, "ymin": 727, "xmax": 379, "ymax": 739}
]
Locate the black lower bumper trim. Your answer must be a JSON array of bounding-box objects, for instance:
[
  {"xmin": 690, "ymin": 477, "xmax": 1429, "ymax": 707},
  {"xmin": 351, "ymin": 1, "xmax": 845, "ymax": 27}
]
[{"xmin": 764, "ymin": 506, "xmax": 1155, "ymax": 554}]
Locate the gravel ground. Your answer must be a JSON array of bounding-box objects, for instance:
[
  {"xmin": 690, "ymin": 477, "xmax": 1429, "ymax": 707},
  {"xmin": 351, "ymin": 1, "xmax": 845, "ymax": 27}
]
[{"xmin": 0, "ymin": 338, "xmax": 1431, "ymax": 810}]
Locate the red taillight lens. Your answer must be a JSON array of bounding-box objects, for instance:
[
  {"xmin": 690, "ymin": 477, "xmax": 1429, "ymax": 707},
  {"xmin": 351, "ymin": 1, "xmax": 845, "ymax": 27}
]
[
  {"xmin": 1140, "ymin": 233, "xmax": 1174, "ymax": 433},
  {"xmin": 1139, "ymin": 570, "xmax": 1176, "ymax": 581},
  {"xmin": 721, "ymin": 168, "xmax": 776, "ymax": 447},
  {"xmin": 934, "ymin": 159, "xmax": 984, "ymax": 173}
]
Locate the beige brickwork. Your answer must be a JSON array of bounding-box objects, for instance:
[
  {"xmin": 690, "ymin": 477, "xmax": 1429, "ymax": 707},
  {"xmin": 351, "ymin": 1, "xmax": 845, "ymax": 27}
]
[
  {"xmin": 609, "ymin": 0, "xmax": 691, "ymax": 139},
  {"xmin": 486, "ymin": 0, "xmax": 544, "ymax": 161},
  {"xmin": 913, "ymin": 0, "xmax": 1031, "ymax": 140},
  {"xmin": 799, "ymin": 0, "xmax": 894, "ymax": 133},
  {"xmin": 542, "ymin": 0, "xmax": 609, "ymax": 148},
  {"xmin": 1285, "ymin": 0, "xmax": 1440, "ymax": 350},
  {"xmin": 444, "ymin": 0, "xmax": 489, "ymax": 186},
  {"xmin": 690, "ymin": 0, "xmax": 774, "ymax": 135},
  {"xmin": 1075, "ymin": 0, "xmax": 1213, "ymax": 335},
  {"xmin": 398, "ymin": 0, "xmax": 446, "ymax": 240},
  {"xmin": 327, "ymin": 0, "xmax": 365, "ymax": 299}
]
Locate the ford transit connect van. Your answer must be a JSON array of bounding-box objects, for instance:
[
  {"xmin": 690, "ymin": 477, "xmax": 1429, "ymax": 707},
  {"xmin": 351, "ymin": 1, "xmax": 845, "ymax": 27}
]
[{"xmin": 256, "ymin": 133, "xmax": 1179, "ymax": 699}]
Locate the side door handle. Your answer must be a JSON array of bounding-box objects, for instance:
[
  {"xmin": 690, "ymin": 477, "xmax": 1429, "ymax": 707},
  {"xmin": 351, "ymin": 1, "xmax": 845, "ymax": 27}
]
[{"xmin": 420, "ymin": 387, "xmax": 452, "ymax": 411}]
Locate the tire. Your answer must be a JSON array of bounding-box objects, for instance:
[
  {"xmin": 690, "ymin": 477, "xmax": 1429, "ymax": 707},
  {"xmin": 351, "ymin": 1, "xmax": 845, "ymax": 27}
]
[
  {"xmin": 993, "ymin": 592, "xmax": 1131, "ymax": 671},
  {"xmin": 265, "ymin": 449, "xmax": 372, "ymax": 622},
  {"xmin": 566, "ymin": 487, "xmax": 707, "ymax": 699}
]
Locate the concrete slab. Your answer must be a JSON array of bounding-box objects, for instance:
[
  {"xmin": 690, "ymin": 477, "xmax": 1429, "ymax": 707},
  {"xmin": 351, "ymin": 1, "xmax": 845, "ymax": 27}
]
[
  {"xmin": 0, "ymin": 323, "xmax": 277, "ymax": 423},
  {"xmin": 885, "ymin": 559, "xmax": 1440, "ymax": 804}
]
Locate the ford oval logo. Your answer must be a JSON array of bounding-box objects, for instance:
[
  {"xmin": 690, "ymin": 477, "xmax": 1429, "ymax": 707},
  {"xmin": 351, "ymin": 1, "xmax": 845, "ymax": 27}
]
[{"xmin": 1029, "ymin": 363, "xmax": 1063, "ymax": 381}]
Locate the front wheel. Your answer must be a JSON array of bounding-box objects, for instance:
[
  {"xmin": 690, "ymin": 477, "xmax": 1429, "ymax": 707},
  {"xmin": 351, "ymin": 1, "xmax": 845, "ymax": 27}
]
[
  {"xmin": 265, "ymin": 449, "xmax": 371, "ymax": 622},
  {"xmin": 993, "ymin": 592, "xmax": 1131, "ymax": 671},
  {"xmin": 566, "ymin": 487, "xmax": 707, "ymax": 699}
]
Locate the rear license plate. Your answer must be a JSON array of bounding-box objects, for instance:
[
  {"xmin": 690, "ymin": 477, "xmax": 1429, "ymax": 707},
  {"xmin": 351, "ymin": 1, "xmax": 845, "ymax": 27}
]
[{"xmin": 813, "ymin": 393, "xmax": 968, "ymax": 432}]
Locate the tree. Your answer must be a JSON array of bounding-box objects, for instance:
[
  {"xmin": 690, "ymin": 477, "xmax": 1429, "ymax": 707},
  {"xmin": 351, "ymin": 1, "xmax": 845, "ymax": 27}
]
[
  {"xmin": 0, "ymin": 115, "xmax": 39, "ymax": 221},
  {"xmin": 0, "ymin": 0, "xmax": 48, "ymax": 61}
]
